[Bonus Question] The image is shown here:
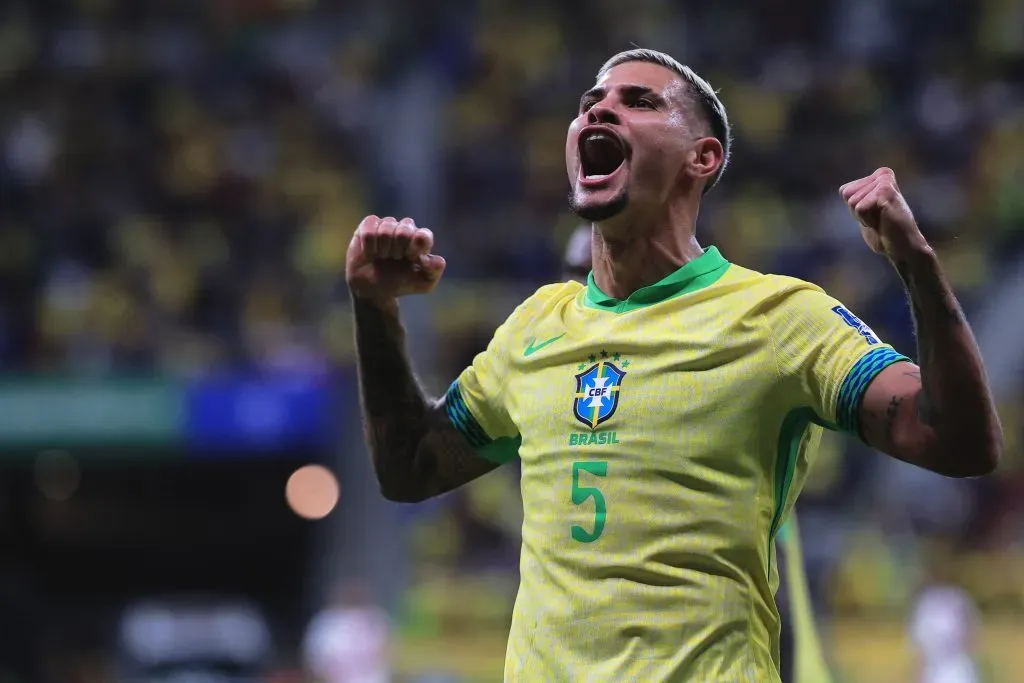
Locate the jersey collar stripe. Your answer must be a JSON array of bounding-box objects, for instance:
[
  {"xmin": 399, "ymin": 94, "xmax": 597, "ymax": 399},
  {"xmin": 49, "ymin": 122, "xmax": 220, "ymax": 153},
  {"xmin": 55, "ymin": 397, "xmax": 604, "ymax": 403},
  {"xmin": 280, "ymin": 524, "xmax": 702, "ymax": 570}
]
[{"xmin": 584, "ymin": 246, "xmax": 730, "ymax": 312}]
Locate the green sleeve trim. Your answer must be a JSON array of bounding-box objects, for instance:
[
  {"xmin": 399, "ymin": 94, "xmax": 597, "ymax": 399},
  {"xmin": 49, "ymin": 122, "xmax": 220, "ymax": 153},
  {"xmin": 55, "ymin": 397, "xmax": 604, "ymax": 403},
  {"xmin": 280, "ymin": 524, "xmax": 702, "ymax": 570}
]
[
  {"xmin": 445, "ymin": 381, "xmax": 522, "ymax": 464},
  {"xmin": 445, "ymin": 380, "xmax": 492, "ymax": 448},
  {"xmin": 476, "ymin": 435, "xmax": 523, "ymax": 465},
  {"xmin": 835, "ymin": 347, "xmax": 911, "ymax": 437}
]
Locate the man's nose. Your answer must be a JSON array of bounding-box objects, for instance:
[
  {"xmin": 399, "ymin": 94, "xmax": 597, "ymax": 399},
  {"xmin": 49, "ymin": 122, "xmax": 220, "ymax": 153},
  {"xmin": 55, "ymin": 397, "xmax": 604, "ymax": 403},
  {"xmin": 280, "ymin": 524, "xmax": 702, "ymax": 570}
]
[{"xmin": 587, "ymin": 103, "xmax": 620, "ymax": 126}]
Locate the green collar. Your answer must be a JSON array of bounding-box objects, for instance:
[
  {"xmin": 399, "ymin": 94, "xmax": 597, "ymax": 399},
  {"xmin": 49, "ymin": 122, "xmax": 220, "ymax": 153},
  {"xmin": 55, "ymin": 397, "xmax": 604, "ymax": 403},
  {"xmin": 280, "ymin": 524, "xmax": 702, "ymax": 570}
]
[{"xmin": 584, "ymin": 246, "xmax": 730, "ymax": 313}]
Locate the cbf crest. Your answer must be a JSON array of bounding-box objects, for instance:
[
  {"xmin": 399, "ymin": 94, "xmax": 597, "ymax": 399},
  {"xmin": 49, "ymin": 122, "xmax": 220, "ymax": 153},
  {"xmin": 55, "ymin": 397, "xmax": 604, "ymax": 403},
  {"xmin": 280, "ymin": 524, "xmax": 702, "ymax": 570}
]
[{"xmin": 573, "ymin": 351, "xmax": 629, "ymax": 429}]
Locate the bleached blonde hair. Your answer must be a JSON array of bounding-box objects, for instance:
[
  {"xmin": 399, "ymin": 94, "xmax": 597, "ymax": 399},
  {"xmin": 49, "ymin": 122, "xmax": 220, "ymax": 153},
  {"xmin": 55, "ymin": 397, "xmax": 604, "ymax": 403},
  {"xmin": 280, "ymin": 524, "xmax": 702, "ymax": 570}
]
[{"xmin": 598, "ymin": 48, "xmax": 732, "ymax": 193}]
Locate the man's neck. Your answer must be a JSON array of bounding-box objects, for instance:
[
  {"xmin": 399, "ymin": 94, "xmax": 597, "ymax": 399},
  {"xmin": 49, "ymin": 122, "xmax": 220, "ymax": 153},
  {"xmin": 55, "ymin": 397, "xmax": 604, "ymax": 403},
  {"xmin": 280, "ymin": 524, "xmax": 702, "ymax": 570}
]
[{"xmin": 591, "ymin": 220, "xmax": 703, "ymax": 301}]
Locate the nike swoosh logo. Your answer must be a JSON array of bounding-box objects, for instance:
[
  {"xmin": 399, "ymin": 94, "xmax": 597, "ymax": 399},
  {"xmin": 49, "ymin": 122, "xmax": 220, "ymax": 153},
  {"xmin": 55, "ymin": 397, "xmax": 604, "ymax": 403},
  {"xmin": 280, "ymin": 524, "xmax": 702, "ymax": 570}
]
[{"xmin": 523, "ymin": 333, "xmax": 566, "ymax": 357}]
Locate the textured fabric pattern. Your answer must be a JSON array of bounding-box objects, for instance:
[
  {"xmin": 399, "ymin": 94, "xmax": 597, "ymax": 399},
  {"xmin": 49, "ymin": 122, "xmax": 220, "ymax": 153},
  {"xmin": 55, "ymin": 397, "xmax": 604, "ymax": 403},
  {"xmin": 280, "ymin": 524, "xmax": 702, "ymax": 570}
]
[
  {"xmin": 835, "ymin": 347, "xmax": 912, "ymax": 436},
  {"xmin": 446, "ymin": 381, "xmax": 491, "ymax": 448},
  {"xmin": 448, "ymin": 252, "xmax": 905, "ymax": 682}
]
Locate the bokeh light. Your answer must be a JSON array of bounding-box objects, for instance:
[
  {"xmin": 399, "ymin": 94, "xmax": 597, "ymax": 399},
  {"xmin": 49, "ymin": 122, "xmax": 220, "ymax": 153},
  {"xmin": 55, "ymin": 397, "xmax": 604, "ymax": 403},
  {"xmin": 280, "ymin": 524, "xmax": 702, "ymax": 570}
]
[{"xmin": 285, "ymin": 464, "xmax": 339, "ymax": 520}]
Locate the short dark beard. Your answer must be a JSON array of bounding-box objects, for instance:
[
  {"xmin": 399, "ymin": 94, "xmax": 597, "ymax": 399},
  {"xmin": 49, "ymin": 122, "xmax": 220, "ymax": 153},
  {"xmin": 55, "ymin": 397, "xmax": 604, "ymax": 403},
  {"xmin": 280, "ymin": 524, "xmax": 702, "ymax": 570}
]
[{"xmin": 568, "ymin": 189, "xmax": 629, "ymax": 222}]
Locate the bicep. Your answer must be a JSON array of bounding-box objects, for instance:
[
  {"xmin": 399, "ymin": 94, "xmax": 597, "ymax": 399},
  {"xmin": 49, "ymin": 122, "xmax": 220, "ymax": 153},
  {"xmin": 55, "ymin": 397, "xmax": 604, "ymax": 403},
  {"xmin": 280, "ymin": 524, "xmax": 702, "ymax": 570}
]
[{"xmin": 858, "ymin": 361, "xmax": 938, "ymax": 467}]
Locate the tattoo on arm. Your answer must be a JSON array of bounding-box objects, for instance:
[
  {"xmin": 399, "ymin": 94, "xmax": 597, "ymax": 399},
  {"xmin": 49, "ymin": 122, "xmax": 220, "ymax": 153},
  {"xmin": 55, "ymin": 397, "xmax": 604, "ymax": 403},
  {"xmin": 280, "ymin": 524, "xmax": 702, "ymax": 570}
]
[
  {"xmin": 901, "ymin": 368, "xmax": 935, "ymax": 424},
  {"xmin": 881, "ymin": 250, "xmax": 1001, "ymax": 474},
  {"xmin": 893, "ymin": 258, "xmax": 963, "ymax": 430},
  {"xmin": 353, "ymin": 296, "xmax": 424, "ymax": 450},
  {"xmin": 884, "ymin": 395, "xmax": 904, "ymax": 445},
  {"xmin": 353, "ymin": 297, "xmax": 494, "ymax": 502},
  {"xmin": 895, "ymin": 260, "xmax": 965, "ymax": 327}
]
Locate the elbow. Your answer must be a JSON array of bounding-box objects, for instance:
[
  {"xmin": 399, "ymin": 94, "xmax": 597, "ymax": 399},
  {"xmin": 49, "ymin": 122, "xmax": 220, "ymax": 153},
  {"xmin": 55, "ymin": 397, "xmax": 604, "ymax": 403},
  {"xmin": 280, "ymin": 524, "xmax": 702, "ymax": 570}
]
[
  {"xmin": 368, "ymin": 430, "xmax": 437, "ymax": 503},
  {"xmin": 936, "ymin": 451, "xmax": 1000, "ymax": 478},
  {"xmin": 375, "ymin": 470, "xmax": 432, "ymax": 503},
  {"xmin": 378, "ymin": 482, "xmax": 429, "ymax": 504},
  {"xmin": 918, "ymin": 428, "xmax": 1003, "ymax": 479},
  {"xmin": 969, "ymin": 426, "xmax": 1004, "ymax": 477},
  {"xmin": 373, "ymin": 449, "xmax": 434, "ymax": 504}
]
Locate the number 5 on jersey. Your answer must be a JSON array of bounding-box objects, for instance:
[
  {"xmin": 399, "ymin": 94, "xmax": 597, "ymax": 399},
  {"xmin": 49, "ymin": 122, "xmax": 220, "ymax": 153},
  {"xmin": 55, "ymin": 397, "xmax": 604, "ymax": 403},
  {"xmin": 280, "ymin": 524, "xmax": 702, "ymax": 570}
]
[{"xmin": 571, "ymin": 461, "xmax": 608, "ymax": 543}]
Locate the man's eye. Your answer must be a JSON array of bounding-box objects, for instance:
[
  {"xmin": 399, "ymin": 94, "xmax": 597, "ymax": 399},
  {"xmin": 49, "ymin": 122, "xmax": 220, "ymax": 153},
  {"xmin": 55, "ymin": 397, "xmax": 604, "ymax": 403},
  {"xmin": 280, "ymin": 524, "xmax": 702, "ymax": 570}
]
[{"xmin": 634, "ymin": 98, "xmax": 655, "ymax": 109}]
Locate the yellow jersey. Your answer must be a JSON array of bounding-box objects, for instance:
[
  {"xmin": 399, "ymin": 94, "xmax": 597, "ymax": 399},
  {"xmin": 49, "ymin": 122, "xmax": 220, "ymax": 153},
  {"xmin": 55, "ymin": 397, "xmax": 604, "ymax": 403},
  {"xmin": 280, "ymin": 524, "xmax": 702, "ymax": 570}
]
[
  {"xmin": 445, "ymin": 247, "xmax": 907, "ymax": 682},
  {"xmin": 778, "ymin": 517, "xmax": 834, "ymax": 683}
]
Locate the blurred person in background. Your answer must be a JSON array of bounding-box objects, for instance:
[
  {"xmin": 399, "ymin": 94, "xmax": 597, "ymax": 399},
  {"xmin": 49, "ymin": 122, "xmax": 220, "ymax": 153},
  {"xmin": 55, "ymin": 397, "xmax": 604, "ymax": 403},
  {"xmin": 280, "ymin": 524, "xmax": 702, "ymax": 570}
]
[
  {"xmin": 346, "ymin": 47, "xmax": 1000, "ymax": 682},
  {"xmin": 303, "ymin": 579, "xmax": 391, "ymax": 683},
  {"xmin": 562, "ymin": 223, "xmax": 833, "ymax": 683},
  {"xmin": 116, "ymin": 597, "xmax": 274, "ymax": 683},
  {"xmin": 909, "ymin": 548, "xmax": 982, "ymax": 683},
  {"xmin": 562, "ymin": 224, "xmax": 592, "ymax": 283}
]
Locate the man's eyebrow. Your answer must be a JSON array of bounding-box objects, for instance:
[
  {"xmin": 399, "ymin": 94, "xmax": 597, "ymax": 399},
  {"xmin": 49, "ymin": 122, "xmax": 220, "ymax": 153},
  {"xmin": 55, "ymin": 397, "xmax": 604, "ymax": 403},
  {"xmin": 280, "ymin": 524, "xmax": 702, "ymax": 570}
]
[
  {"xmin": 579, "ymin": 84, "xmax": 667, "ymax": 108},
  {"xmin": 580, "ymin": 87, "xmax": 604, "ymax": 107},
  {"xmin": 621, "ymin": 84, "xmax": 666, "ymax": 104}
]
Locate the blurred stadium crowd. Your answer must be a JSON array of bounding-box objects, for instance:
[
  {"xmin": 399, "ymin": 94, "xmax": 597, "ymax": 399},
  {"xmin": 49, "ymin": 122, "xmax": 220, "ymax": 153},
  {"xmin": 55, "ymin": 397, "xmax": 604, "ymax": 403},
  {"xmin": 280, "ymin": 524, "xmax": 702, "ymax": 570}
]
[{"xmin": 1, "ymin": 0, "xmax": 1023, "ymax": 680}]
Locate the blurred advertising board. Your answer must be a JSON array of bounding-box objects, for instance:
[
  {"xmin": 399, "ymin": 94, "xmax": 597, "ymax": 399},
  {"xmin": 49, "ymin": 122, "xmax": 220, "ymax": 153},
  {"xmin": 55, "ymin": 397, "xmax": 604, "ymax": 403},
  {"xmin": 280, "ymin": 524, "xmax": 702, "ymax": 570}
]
[{"xmin": 0, "ymin": 373, "xmax": 348, "ymax": 453}]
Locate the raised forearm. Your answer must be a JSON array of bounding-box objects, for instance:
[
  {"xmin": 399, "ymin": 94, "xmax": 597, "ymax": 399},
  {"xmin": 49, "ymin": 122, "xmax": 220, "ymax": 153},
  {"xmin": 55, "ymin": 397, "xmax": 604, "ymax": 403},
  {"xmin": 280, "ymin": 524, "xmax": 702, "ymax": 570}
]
[
  {"xmin": 352, "ymin": 296, "xmax": 497, "ymax": 501},
  {"xmin": 352, "ymin": 296, "xmax": 437, "ymax": 496},
  {"xmin": 894, "ymin": 247, "xmax": 1002, "ymax": 473}
]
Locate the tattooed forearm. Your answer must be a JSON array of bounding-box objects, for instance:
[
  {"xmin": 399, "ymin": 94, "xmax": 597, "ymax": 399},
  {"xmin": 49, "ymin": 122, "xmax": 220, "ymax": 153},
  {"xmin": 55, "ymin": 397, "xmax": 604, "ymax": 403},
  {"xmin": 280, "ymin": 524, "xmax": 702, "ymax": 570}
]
[
  {"xmin": 893, "ymin": 255, "xmax": 965, "ymax": 429},
  {"xmin": 894, "ymin": 259, "xmax": 965, "ymax": 327},
  {"xmin": 353, "ymin": 297, "xmax": 426, "ymax": 433},
  {"xmin": 887, "ymin": 248, "xmax": 1001, "ymax": 474},
  {"xmin": 352, "ymin": 296, "xmax": 498, "ymax": 502},
  {"xmin": 352, "ymin": 296, "xmax": 432, "ymax": 488}
]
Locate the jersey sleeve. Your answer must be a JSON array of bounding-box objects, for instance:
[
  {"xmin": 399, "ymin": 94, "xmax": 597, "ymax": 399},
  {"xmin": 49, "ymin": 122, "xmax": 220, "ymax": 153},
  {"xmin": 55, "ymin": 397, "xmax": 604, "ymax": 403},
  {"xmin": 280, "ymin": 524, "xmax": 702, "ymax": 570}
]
[
  {"xmin": 770, "ymin": 284, "xmax": 912, "ymax": 437},
  {"xmin": 444, "ymin": 308, "xmax": 523, "ymax": 465}
]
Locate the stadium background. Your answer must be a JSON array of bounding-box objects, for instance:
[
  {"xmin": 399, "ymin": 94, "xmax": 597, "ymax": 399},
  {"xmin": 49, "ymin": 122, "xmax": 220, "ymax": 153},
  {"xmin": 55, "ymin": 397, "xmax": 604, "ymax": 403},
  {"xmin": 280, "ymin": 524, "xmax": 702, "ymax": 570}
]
[{"xmin": 0, "ymin": 0, "xmax": 1022, "ymax": 681}]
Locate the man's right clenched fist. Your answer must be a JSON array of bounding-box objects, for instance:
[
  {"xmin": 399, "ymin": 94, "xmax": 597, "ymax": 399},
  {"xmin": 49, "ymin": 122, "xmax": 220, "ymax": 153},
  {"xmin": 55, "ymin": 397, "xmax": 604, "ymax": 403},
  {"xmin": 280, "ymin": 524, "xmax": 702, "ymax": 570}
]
[{"xmin": 346, "ymin": 216, "xmax": 447, "ymax": 304}]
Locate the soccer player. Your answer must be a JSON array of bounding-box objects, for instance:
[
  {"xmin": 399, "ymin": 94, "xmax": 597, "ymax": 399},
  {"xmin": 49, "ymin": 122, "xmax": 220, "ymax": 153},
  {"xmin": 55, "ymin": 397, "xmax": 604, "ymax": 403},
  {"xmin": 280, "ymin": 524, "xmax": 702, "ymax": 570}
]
[
  {"xmin": 562, "ymin": 223, "xmax": 592, "ymax": 282},
  {"xmin": 346, "ymin": 49, "xmax": 1002, "ymax": 682},
  {"xmin": 562, "ymin": 223, "xmax": 833, "ymax": 683}
]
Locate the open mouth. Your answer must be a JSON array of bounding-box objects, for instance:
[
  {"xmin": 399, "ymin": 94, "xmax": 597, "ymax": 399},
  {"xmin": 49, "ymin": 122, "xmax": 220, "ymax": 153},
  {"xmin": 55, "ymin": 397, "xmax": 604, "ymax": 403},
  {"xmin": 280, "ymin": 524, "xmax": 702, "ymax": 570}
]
[{"xmin": 578, "ymin": 129, "xmax": 626, "ymax": 181}]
